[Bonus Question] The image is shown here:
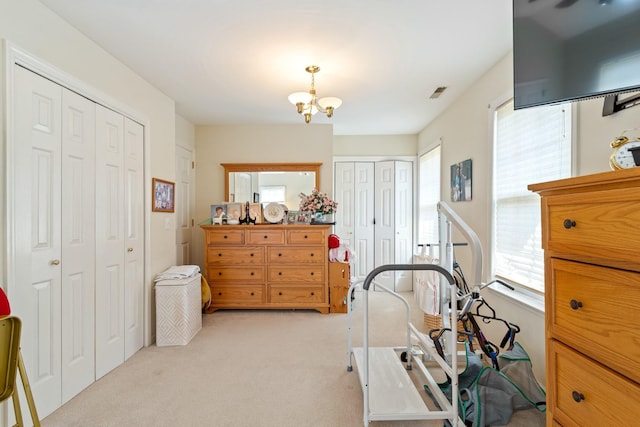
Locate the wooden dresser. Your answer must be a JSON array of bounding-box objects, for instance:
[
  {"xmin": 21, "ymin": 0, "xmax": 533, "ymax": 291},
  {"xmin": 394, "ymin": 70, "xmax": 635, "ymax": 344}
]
[
  {"xmin": 200, "ymin": 224, "xmax": 330, "ymax": 314},
  {"xmin": 529, "ymin": 168, "xmax": 640, "ymax": 426}
]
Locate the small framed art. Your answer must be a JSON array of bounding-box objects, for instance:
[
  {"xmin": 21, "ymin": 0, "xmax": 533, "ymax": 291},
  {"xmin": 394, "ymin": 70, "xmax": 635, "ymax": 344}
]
[
  {"xmin": 450, "ymin": 159, "xmax": 472, "ymax": 202},
  {"xmin": 152, "ymin": 178, "xmax": 175, "ymax": 212}
]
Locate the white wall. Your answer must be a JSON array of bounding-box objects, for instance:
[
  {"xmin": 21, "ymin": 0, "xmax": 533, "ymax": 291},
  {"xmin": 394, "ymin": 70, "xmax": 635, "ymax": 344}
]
[
  {"xmin": 334, "ymin": 134, "xmax": 418, "ymax": 156},
  {"xmin": 193, "ymin": 124, "xmax": 334, "ymax": 269},
  {"xmin": 0, "ymin": 0, "xmax": 186, "ymax": 345},
  {"xmin": 417, "ymin": 51, "xmax": 640, "ymax": 381}
]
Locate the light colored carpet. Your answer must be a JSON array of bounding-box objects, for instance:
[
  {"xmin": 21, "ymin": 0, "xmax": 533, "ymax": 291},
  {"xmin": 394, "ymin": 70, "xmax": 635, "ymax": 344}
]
[{"xmin": 42, "ymin": 291, "xmax": 545, "ymax": 427}]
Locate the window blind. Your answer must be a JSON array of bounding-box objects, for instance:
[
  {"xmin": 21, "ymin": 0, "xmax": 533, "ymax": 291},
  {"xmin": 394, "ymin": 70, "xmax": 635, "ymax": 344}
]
[{"xmin": 493, "ymin": 99, "xmax": 571, "ymax": 292}]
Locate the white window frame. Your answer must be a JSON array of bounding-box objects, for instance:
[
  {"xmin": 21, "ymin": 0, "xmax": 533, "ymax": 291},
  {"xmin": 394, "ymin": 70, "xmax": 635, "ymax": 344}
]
[
  {"xmin": 488, "ymin": 95, "xmax": 575, "ymax": 303},
  {"xmin": 417, "ymin": 142, "xmax": 441, "ymax": 259}
]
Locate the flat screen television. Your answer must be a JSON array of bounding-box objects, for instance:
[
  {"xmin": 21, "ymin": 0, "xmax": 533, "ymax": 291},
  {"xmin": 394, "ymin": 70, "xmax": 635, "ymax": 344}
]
[{"xmin": 513, "ymin": 0, "xmax": 640, "ymax": 114}]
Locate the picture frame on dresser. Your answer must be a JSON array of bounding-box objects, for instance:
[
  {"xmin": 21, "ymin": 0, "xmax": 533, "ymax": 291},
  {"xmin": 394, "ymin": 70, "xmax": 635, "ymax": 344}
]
[{"xmin": 152, "ymin": 178, "xmax": 175, "ymax": 212}]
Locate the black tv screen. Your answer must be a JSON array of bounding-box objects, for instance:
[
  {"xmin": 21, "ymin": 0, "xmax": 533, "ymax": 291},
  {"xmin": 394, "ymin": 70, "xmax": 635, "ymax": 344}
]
[{"xmin": 513, "ymin": 0, "xmax": 640, "ymax": 111}]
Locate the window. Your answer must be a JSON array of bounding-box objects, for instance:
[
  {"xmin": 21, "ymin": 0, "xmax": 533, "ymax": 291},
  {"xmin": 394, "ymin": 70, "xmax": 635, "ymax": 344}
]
[
  {"xmin": 492, "ymin": 99, "xmax": 572, "ymax": 293},
  {"xmin": 418, "ymin": 145, "xmax": 441, "ymax": 256},
  {"xmin": 259, "ymin": 185, "xmax": 286, "ymax": 204}
]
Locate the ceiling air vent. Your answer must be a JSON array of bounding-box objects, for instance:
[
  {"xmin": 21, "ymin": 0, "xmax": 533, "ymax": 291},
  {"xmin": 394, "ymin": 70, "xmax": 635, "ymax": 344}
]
[{"xmin": 429, "ymin": 86, "xmax": 447, "ymax": 99}]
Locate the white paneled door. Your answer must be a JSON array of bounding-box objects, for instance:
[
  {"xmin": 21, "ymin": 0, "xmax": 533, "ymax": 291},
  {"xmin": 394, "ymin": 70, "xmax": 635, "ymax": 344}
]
[
  {"xmin": 175, "ymin": 145, "xmax": 194, "ymax": 265},
  {"xmin": 61, "ymin": 85, "xmax": 96, "ymax": 404},
  {"xmin": 13, "ymin": 65, "xmax": 98, "ymax": 416},
  {"xmin": 11, "ymin": 64, "xmax": 145, "ymax": 418},
  {"xmin": 13, "ymin": 65, "xmax": 63, "ymax": 418},
  {"xmin": 123, "ymin": 118, "xmax": 144, "ymax": 360},
  {"xmin": 335, "ymin": 160, "xmax": 413, "ymax": 291},
  {"xmin": 334, "ymin": 162, "xmax": 375, "ymax": 283}
]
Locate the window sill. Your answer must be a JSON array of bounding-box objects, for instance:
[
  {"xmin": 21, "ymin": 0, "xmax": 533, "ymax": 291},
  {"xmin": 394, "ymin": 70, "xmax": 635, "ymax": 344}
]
[{"xmin": 486, "ymin": 282, "xmax": 545, "ymax": 314}]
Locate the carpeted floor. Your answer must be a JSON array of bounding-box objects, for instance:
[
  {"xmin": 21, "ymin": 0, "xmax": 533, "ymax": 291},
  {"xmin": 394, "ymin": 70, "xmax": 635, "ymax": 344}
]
[{"xmin": 41, "ymin": 291, "xmax": 545, "ymax": 427}]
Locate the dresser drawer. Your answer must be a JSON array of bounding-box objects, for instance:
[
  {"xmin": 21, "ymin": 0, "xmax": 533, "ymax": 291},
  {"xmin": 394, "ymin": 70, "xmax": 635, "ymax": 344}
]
[
  {"xmin": 211, "ymin": 285, "xmax": 264, "ymax": 305},
  {"xmin": 246, "ymin": 229, "xmax": 285, "ymax": 245},
  {"xmin": 286, "ymin": 228, "xmax": 326, "ymax": 245},
  {"xmin": 549, "ymin": 258, "xmax": 640, "ymax": 383},
  {"xmin": 549, "ymin": 340, "xmax": 640, "ymax": 427},
  {"xmin": 269, "ymin": 285, "xmax": 324, "ymax": 304},
  {"xmin": 207, "ymin": 246, "xmax": 264, "ymax": 265},
  {"xmin": 206, "ymin": 229, "xmax": 245, "ymax": 245},
  {"xmin": 544, "ymin": 187, "xmax": 640, "ymax": 263},
  {"xmin": 267, "ymin": 246, "xmax": 325, "ymax": 264},
  {"xmin": 268, "ymin": 266, "xmax": 324, "ymax": 282},
  {"xmin": 206, "ymin": 266, "xmax": 264, "ymax": 282}
]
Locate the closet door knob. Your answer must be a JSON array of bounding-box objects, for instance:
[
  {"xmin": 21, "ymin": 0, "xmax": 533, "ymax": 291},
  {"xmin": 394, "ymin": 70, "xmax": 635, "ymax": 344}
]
[
  {"xmin": 563, "ymin": 219, "xmax": 576, "ymax": 229},
  {"xmin": 50, "ymin": 259, "xmax": 60, "ymax": 265},
  {"xmin": 127, "ymin": 247, "xmax": 134, "ymax": 252}
]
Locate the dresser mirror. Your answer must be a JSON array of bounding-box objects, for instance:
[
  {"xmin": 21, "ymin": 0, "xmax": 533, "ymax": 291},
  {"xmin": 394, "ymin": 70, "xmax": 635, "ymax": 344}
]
[{"xmin": 222, "ymin": 162, "xmax": 321, "ymax": 209}]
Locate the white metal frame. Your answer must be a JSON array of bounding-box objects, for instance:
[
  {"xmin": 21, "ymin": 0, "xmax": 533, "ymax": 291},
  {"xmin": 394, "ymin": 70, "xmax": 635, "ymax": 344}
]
[{"xmin": 346, "ymin": 201, "xmax": 484, "ymax": 426}]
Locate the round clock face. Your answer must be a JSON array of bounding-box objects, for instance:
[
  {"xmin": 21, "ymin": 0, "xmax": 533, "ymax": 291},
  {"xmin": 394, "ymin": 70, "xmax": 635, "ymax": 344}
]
[{"xmin": 611, "ymin": 140, "xmax": 640, "ymax": 170}]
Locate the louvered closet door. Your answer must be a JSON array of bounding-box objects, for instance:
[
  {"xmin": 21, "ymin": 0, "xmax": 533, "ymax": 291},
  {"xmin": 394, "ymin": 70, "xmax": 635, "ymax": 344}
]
[
  {"xmin": 95, "ymin": 105, "xmax": 126, "ymax": 379},
  {"xmin": 12, "ymin": 65, "xmax": 64, "ymax": 418},
  {"xmin": 124, "ymin": 118, "xmax": 144, "ymax": 360},
  {"xmin": 393, "ymin": 161, "xmax": 413, "ymax": 292}
]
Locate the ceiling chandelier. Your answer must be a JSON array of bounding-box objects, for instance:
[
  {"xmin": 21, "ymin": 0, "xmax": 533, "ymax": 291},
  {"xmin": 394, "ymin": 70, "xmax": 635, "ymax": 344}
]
[{"xmin": 288, "ymin": 65, "xmax": 342, "ymax": 124}]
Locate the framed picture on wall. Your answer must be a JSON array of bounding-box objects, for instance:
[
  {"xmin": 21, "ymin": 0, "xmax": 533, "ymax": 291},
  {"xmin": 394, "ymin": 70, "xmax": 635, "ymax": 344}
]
[
  {"xmin": 152, "ymin": 178, "xmax": 175, "ymax": 212},
  {"xmin": 450, "ymin": 159, "xmax": 472, "ymax": 202}
]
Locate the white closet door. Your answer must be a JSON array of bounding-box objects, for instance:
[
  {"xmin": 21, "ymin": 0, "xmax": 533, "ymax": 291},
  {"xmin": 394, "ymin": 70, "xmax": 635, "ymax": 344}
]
[
  {"xmin": 95, "ymin": 105, "xmax": 125, "ymax": 379},
  {"xmin": 176, "ymin": 145, "xmax": 193, "ymax": 264},
  {"xmin": 61, "ymin": 88, "xmax": 96, "ymax": 403},
  {"xmin": 393, "ymin": 161, "xmax": 413, "ymax": 292},
  {"xmin": 334, "ymin": 162, "xmax": 354, "ymax": 252},
  {"xmin": 374, "ymin": 161, "xmax": 395, "ymax": 289},
  {"xmin": 124, "ymin": 118, "xmax": 144, "ymax": 360},
  {"xmin": 354, "ymin": 162, "xmax": 375, "ymax": 282},
  {"xmin": 12, "ymin": 65, "xmax": 63, "ymax": 418}
]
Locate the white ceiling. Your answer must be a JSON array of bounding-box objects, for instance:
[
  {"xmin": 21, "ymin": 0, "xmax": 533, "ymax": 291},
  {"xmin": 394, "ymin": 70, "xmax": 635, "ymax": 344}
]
[{"xmin": 39, "ymin": 0, "xmax": 513, "ymax": 135}]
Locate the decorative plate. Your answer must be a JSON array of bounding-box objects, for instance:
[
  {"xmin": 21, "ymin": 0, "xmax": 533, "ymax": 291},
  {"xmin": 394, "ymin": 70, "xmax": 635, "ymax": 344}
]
[{"xmin": 263, "ymin": 202, "xmax": 285, "ymax": 223}]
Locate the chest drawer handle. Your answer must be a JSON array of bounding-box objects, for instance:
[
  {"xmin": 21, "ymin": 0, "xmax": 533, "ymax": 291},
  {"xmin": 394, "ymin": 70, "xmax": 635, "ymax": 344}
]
[
  {"xmin": 263, "ymin": 235, "xmax": 268, "ymax": 239},
  {"xmin": 218, "ymin": 272, "xmax": 223, "ymax": 276},
  {"xmin": 563, "ymin": 219, "xmax": 576, "ymax": 229},
  {"xmin": 278, "ymin": 272, "xmax": 282, "ymax": 276},
  {"xmin": 250, "ymin": 272, "xmax": 254, "ymax": 276},
  {"xmin": 250, "ymin": 253, "xmax": 254, "ymax": 257},
  {"xmin": 224, "ymin": 235, "xmax": 228, "ymax": 239},
  {"xmin": 217, "ymin": 253, "xmax": 222, "ymax": 257},
  {"xmin": 572, "ymin": 391, "xmax": 585, "ymax": 403},
  {"xmin": 278, "ymin": 253, "xmax": 282, "ymax": 257},
  {"xmin": 310, "ymin": 253, "xmax": 314, "ymax": 257},
  {"xmin": 250, "ymin": 292, "xmax": 255, "ymax": 296},
  {"xmin": 310, "ymin": 272, "xmax": 314, "ymax": 276},
  {"xmin": 570, "ymin": 299, "xmax": 583, "ymax": 310},
  {"xmin": 304, "ymin": 235, "xmax": 308, "ymax": 239}
]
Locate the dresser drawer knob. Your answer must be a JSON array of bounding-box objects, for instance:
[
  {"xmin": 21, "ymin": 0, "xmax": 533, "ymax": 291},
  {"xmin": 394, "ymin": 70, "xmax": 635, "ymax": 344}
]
[
  {"xmin": 250, "ymin": 292, "xmax": 255, "ymax": 296},
  {"xmin": 263, "ymin": 235, "xmax": 268, "ymax": 239},
  {"xmin": 572, "ymin": 391, "xmax": 585, "ymax": 403},
  {"xmin": 224, "ymin": 235, "xmax": 228, "ymax": 239},
  {"xmin": 310, "ymin": 253, "xmax": 314, "ymax": 257},
  {"xmin": 278, "ymin": 272, "xmax": 282, "ymax": 276},
  {"xmin": 250, "ymin": 253, "xmax": 254, "ymax": 257},
  {"xmin": 218, "ymin": 272, "xmax": 222, "ymax": 276},
  {"xmin": 310, "ymin": 291, "xmax": 315, "ymax": 296},
  {"xmin": 217, "ymin": 253, "xmax": 222, "ymax": 257},
  {"xmin": 310, "ymin": 272, "xmax": 314, "ymax": 276},
  {"xmin": 278, "ymin": 253, "xmax": 282, "ymax": 257},
  {"xmin": 250, "ymin": 272, "xmax": 254, "ymax": 276},
  {"xmin": 278, "ymin": 292, "xmax": 283, "ymax": 296},
  {"xmin": 217, "ymin": 292, "xmax": 222, "ymax": 296},
  {"xmin": 304, "ymin": 235, "xmax": 308, "ymax": 239},
  {"xmin": 570, "ymin": 299, "xmax": 583, "ymax": 310},
  {"xmin": 563, "ymin": 219, "xmax": 577, "ymax": 229}
]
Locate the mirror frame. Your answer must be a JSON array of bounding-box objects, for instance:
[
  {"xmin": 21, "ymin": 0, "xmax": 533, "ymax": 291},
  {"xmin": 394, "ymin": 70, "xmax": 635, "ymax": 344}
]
[{"xmin": 221, "ymin": 162, "xmax": 322, "ymax": 202}]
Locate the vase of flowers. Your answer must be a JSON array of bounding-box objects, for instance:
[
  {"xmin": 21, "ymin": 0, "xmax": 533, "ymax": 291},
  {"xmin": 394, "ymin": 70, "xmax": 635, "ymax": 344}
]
[{"xmin": 299, "ymin": 189, "xmax": 338, "ymax": 223}]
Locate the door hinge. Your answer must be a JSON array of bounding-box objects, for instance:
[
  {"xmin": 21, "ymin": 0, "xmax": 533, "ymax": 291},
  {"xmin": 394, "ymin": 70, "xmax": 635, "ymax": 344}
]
[
  {"xmin": 192, "ymin": 161, "xmax": 195, "ymax": 169},
  {"xmin": 191, "ymin": 218, "xmax": 195, "ymax": 227}
]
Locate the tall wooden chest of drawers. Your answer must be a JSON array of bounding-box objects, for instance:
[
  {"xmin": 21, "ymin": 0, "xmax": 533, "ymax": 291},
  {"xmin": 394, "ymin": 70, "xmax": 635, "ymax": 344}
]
[
  {"xmin": 201, "ymin": 224, "xmax": 330, "ymax": 314},
  {"xmin": 529, "ymin": 168, "xmax": 640, "ymax": 426}
]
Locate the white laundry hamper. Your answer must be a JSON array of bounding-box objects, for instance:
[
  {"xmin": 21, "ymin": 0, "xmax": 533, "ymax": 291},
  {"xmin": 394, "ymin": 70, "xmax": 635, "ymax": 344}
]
[{"xmin": 155, "ymin": 273, "xmax": 202, "ymax": 346}]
